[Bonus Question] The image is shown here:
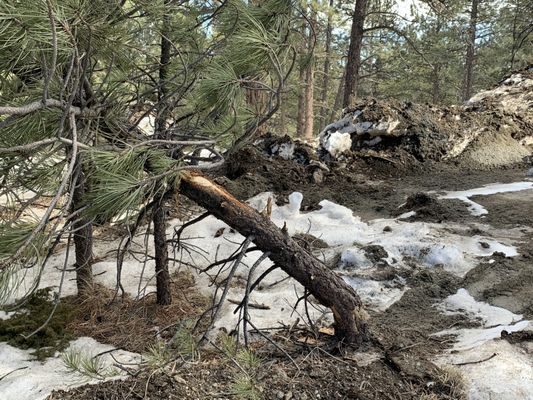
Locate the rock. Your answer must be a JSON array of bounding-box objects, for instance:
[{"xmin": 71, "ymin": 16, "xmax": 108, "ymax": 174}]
[
  {"xmin": 363, "ymin": 244, "xmax": 388, "ymax": 262},
  {"xmin": 526, "ymin": 167, "xmax": 533, "ymax": 177},
  {"xmin": 312, "ymin": 169, "xmax": 323, "ymax": 184},
  {"xmin": 173, "ymin": 375, "xmax": 187, "ymax": 385}
]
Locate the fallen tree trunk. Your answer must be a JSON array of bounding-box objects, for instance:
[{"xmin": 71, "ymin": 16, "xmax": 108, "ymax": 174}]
[{"xmin": 179, "ymin": 171, "xmax": 367, "ymax": 345}]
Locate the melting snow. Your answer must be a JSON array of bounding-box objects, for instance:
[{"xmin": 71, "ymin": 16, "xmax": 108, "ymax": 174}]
[
  {"xmin": 322, "ymin": 132, "xmax": 352, "ymax": 157},
  {"xmin": 439, "ymin": 289, "xmax": 523, "ymax": 327},
  {"xmin": 0, "ymin": 337, "xmax": 140, "ymax": 400},
  {"xmin": 438, "ymin": 339, "xmax": 533, "ymax": 400},
  {"xmin": 440, "ymin": 182, "xmax": 533, "ymax": 216},
  {"xmin": 1, "ymin": 187, "xmax": 529, "ymax": 399},
  {"xmin": 435, "ymin": 288, "xmax": 532, "ymax": 399}
]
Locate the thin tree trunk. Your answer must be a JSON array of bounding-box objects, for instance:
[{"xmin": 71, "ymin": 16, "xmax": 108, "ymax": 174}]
[
  {"xmin": 431, "ymin": 64, "xmax": 441, "ymax": 103},
  {"xmin": 343, "ymin": 0, "xmax": 367, "ymax": 108},
  {"xmin": 303, "ymin": 9, "xmax": 316, "ymax": 141},
  {"xmin": 462, "ymin": 0, "xmax": 479, "ymax": 101},
  {"xmin": 179, "ymin": 172, "xmax": 368, "ymax": 344},
  {"xmin": 153, "ymin": 197, "xmax": 172, "ymax": 305},
  {"xmin": 72, "ymin": 158, "xmax": 93, "ymax": 294},
  {"xmin": 279, "ymin": 92, "xmax": 287, "ymax": 134},
  {"xmin": 296, "ymin": 23, "xmax": 307, "ymax": 138},
  {"xmin": 152, "ymin": 0, "xmax": 172, "ymax": 305},
  {"xmin": 318, "ymin": 0, "xmax": 334, "ymax": 131},
  {"xmin": 329, "ymin": 69, "xmax": 346, "ymax": 123}
]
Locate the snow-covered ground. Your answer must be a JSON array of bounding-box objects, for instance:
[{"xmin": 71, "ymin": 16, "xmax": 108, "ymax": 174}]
[
  {"xmin": 1, "ymin": 183, "xmax": 532, "ymax": 399},
  {"xmin": 435, "ymin": 289, "xmax": 532, "ymax": 400},
  {"xmin": 0, "ymin": 337, "xmax": 140, "ymax": 400}
]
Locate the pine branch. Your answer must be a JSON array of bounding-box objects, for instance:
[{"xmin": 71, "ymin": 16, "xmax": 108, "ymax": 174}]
[{"xmin": 0, "ymin": 99, "xmax": 100, "ymax": 117}]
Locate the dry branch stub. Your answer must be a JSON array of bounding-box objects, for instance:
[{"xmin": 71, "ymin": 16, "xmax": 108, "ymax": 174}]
[{"xmin": 179, "ymin": 171, "xmax": 368, "ymax": 344}]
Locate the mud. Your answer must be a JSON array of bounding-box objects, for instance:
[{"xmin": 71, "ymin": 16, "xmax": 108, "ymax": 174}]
[
  {"xmin": 462, "ymin": 241, "xmax": 533, "ymax": 318},
  {"xmin": 220, "ymin": 145, "xmax": 529, "ymax": 223}
]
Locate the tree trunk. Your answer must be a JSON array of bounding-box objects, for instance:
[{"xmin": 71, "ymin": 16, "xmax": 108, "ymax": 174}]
[
  {"xmin": 72, "ymin": 159, "xmax": 93, "ymax": 294},
  {"xmin": 152, "ymin": 0, "xmax": 172, "ymax": 305},
  {"xmin": 343, "ymin": 0, "xmax": 367, "ymax": 108},
  {"xmin": 318, "ymin": 0, "xmax": 334, "ymax": 131},
  {"xmin": 303, "ymin": 9, "xmax": 316, "ymax": 141},
  {"xmin": 179, "ymin": 172, "xmax": 368, "ymax": 344},
  {"xmin": 246, "ymin": 81, "xmax": 268, "ymax": 136},
  {"xmin": 431, "ymin": 64, "xmax": 441, "ymax": 104},
  {"xmin": 279, "ymin": 92, "xmax": 287, "ymax": 134},
  {"xmin": 329, "ymin": 69, "xmax": 346, "ymax": 123},
  {"xmin": 462, "ymin": 0, "xmax": 479, "ymax": 101},
  {"xmin": 153, "ymin": 197, "xmax": 172, "ymax": 305},
  {"xmin": 296, "ymin": 24, "xmax": 307, "ymax": 138}
]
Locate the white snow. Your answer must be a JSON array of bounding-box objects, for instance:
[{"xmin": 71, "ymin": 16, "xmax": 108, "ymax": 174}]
[
  {"xmin": 439, "ymin": 182, "xmax": 533, "ymax": 216},
  {"xmin": 323, "ymin": 132, "xmax": 352, "ymax": 157},
  {"xmin": 437, "ymin": 320, "xmax": 530, "ymax": 352},
  {"xmin": 271, "ymin": 142, "xmax": 295, "ymax": 160},
  {"xmin": 435, "ymin": 288, "xmax": 528, "ymax": 351},
  {"xmin": 397, "ymin": 210, "xmax": 416, "ymax": 219},
  {"xmin": 344, "ymin": 276, "xmax": 406, "ymax": 311},
  {"xmin": 439, "ymin": 289, "xmax": 523, "ymax": 327},
  {"xmin": 0, "ymin": 337, "xmax": 140, "ymax": 400},
  {"xmin": 437, "ymin": 339, "xmax": 533, "ymax": 400},
  {"xmin": 435, "ymin": 288, "xmax": 533, "ymax": 399}
]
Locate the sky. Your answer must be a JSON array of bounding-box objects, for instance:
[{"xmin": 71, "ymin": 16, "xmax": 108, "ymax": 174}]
[{"xmin": 394, "ymin": 0, "xmax": 428, "ymax": 18}]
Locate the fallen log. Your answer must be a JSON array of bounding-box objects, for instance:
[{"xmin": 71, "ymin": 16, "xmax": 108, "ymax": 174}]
[{"xmin": 179, "ymin": 171, "xmax": 368, "ymax": 345}]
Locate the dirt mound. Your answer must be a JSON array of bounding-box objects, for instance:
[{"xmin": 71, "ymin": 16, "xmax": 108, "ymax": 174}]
[
  {"xmin": 319, "ymin": 67, "xmax": 533, "ymax": 168},
  {"xmin": 395, "ymin": 192, "xmax": 472, "ymax": 223}
]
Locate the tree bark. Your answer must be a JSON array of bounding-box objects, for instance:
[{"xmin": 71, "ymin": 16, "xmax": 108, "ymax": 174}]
[
  {"xmin": 343, "ymin": 0, "xmax": 367, "ymax": 108},
  {"xmin": 296, "ymin": 23, "xmax": 307, "ymax": 138},
  {"xmin": 72, "ymin": 159, "xmax": 93, "ymax": 294},
  {"xmin": 179, "ymin": 172, "xmax": 368, "ymax": 344},
  {"xmin": 153, "ymin": 197, "xmax": 172, "ymax": 305},
  {"xmin": 152, "ymin": 0, "xmax": 172, "ymax": 305},
  {"xmin": 329, "ymin": 69, "xmax": 346, "ymax": 123},
  {"xmin": 318, "ymin": 0, "xmax": 334, "ymax": 131},
  {"xmin": 303, "ymin": 9, "xmax": 316, "ymax": 141},
  {"xmin": 462, "ymin": 0, "xmax": 479, "ymax": 101}
]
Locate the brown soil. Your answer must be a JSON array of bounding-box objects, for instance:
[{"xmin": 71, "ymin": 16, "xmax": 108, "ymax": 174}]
[
  {"xmin": 48, "ymin": 144, "xmax": 533, "ymax": 400},
  {"xmin": 51, "ymin": 324, "xmax": 466, "ymax": 400},
  {"xmin": 219, "ymin": 145, "xmax": 528, "ymax": 222}
]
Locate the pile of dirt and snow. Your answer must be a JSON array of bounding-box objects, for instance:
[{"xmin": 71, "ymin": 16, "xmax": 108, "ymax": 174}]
[{"xmin": 318, "ymin": 67, "xmax": 533, "ymax": 168}]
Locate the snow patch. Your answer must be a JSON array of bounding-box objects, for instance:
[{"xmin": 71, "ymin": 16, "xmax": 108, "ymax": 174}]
[
  {"xmin": 439, "ymin": 182, "xmax": 533, "ymax": 216},
  {"xmin": 434, "ymin": 288, "xmax": 532, "ymax": 398},
  {"xmin": 0, "ymin": 337, "xmax": 140, "ymax": 400},
  {"xmin": 323, "ymin": 132, "xmax": 352, "ymax": 157},
  {"xmin": 439, "ymin": 289, "xmax": 523, "ymax": 327},
  {"xmin": 344, "ymin": 276, "xmax": 406, "ymax": 312},
  {"xmin": 436, "ymin": 339, "xmax": 533, "ymax": 400},
  {"xmin": 271, "ymin": 142, "xmax": 295, "ymax": 160}
]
